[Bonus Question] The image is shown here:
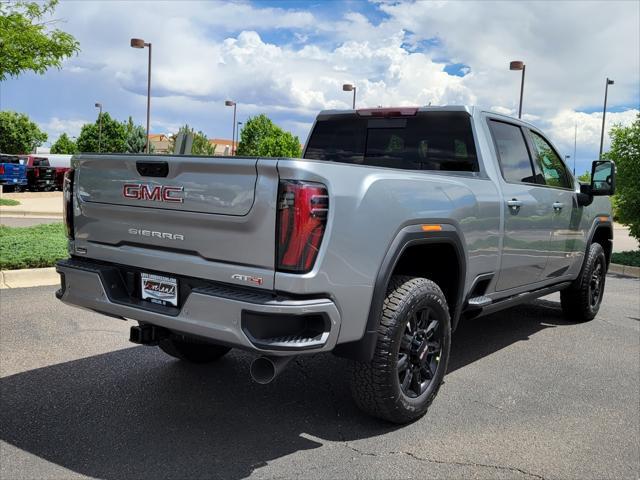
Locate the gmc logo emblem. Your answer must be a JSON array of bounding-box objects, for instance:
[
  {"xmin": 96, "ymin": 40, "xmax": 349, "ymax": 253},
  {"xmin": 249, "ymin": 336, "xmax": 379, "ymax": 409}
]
[{"xmin": 123, "ymin": 184, "xmax": 184, "ymax": 203}]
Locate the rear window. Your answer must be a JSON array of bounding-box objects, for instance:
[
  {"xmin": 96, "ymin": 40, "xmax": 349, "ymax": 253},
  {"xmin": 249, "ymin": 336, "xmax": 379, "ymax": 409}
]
[
  {"xmin": 304, "ymin": 112, "xmax": 479, "ymax": 172},
  {"xmin": 0, "ymin": 155, "xmax": 20, "ymax": 164},
  {"xmin": 32, "ymin": 158, "xmax": 50, "ymax": 166}
]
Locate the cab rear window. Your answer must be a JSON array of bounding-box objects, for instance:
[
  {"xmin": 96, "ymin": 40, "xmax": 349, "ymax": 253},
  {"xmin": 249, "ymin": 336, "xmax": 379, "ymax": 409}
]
[{"xmin": 304, "ymin": 112, "xmax": 479, "ymax": 172}]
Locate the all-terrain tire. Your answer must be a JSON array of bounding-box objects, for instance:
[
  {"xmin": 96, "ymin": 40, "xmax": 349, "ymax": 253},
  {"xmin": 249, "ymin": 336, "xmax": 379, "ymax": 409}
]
[
  {"xmin": 560, "ymin": 242, "xmax": 607, "ymax": 322},
  {"xmin": 159, "ymin": 337, "xmax": 231, "ymax": 364},
  {"xmin": 350, "ymin": 276, "xmax": 451, "ymax": 424}
]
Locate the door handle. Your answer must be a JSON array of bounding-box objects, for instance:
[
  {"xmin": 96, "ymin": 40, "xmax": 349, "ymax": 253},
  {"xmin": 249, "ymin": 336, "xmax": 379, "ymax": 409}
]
[
  {"xmin": 553, "ymin": 202, "xmax": 564, "ymax": 212},
  {"xmin": 507, "ymin": 198, "xmax": 522, "ymax": 213}
]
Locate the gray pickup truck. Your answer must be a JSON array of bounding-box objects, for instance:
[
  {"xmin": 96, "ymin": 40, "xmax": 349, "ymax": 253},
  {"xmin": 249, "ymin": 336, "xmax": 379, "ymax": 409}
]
[{"xmin": 56, "ymin": 106, "xmax": 616, "ymax": 423}]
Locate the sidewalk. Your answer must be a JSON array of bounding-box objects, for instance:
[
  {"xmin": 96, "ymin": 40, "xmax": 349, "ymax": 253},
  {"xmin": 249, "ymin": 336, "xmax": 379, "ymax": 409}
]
[
  {"xmin": 613, "ymin": 222, "xmax": 639, "ymax": 252},
  {"xmin": 0, "ymin": 192, "xmax": 62, "ymax": 218}
]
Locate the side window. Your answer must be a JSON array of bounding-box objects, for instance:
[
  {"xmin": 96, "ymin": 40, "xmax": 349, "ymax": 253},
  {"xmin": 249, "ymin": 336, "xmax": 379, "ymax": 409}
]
[
  {"xmin": 489, "ymin": 120, "xmax": 537, "ymax": 184},
  {"xmin": 529, "ymin": 131, "xmax": 572, "ymax": 189}
]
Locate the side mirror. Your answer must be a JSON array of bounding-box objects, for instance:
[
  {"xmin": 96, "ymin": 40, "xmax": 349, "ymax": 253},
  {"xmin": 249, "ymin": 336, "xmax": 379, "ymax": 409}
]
[{"xmin": 590, "ymin": 160, "xmax": 616, "ymax": 196}]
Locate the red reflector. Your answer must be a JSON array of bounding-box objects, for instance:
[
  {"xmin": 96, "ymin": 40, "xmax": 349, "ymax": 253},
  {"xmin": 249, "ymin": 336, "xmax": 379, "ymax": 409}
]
[
  {"xmin": 277, "ymin": 181, "xmax": 328, "ymax": 273},
  {"xmin": 356, "ymin": 107, "xmax": 419, "ymax": 117},
  {"xmin": 63, "ymin": 168, "xmax": 75, "ymax": 239}
]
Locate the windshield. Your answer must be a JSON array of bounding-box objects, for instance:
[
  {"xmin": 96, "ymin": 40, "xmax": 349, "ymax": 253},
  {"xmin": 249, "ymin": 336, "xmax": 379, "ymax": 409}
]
[{"xmin": 304, "ymin": 111, "xmax": 479, "ymax": 172}]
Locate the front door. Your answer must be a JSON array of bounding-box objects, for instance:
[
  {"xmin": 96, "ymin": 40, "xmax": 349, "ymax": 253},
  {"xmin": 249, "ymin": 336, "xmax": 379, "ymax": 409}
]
[
  {"xmin": 488, "ymin": 119, "xmax": 553, "ymax": 291},
  {"xmin": 526, "ymin": 130, "xmax": 586, "ymax": 279}
]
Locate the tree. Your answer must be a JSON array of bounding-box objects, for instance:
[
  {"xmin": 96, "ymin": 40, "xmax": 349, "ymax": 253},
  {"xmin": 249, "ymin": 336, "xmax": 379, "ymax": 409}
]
[
  {"xmin": 124, "ymin": 116, "xmax": 147, "ymax": 153},
  {"xmin": 604, "ymin": 114, "xmax": 640, "ymax": 241},
  {"xmin": 50, "ymin": 132, "xmax": 77, "ymax": 154},
  {"xmin": 0, "ymin": 0, "xmax": 80, "ymax": 81},
  {"xmin": 0, "ymin": 110, "xmax": 47, "ymax": 153},
  {"xmin": 169, "ymin": 124, "xmax": 215, "ymax": 155},
  {"xmin": 236, "ymin": 114, "xmax": 301, "ymax": 158},
  {"xmin": 577, "ymin": 171, "xmax": 591, "ymax": 183},
  {"xmin": 76, "ymin": 112, "xmax": 127, "ymax": 153}
]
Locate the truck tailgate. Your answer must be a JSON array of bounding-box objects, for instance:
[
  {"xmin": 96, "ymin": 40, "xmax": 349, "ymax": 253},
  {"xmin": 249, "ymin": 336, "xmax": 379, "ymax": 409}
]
[
  {"xmin": 0, "ymin": 163, "xmax": 26, "ymax": 181},
  {"xmin": 73, "ymin": 155, "xmax": 279, "ymax": 288}
]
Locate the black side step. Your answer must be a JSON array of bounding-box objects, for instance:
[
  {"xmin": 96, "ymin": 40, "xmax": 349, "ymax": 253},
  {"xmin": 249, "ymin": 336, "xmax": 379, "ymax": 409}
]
[{"xmin": 471, "ymin": 281, "xmax": 571, "ymax": 318}]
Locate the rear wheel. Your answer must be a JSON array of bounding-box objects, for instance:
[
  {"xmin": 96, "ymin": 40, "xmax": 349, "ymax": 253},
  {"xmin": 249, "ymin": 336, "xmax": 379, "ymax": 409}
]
[
  {"xmin": 159, "ymin": 337, "xmax": 231, "ymax": 364},
  {"xmin": 561, "ymin": 242, "xmax": 607, "ymax": 322},
  {"xmin": 350, "ymin": 276, "xmax": 451, "ymax": 424}
]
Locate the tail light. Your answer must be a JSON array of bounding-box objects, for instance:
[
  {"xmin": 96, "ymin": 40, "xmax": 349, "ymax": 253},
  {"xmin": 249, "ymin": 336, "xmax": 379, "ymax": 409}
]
[
  {"xmin": 63, "ymin": 169, "xmax": 75, "ymax": 239},
  {"xmin": 276, "ymin": 180, "xmax": 329, "ymax": 273},
  {"xmin": 0, "ymin": 165, "xmax": 4, "ymax": 175},
  {"xmin": 34, "ymin": 167, "xmax": 40, "ymax": 177}
]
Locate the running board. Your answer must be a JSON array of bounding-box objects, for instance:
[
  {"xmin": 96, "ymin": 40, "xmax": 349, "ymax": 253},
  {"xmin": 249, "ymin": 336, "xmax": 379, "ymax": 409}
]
[
  {"xmin": 470, "ymin": 282, "xmax": 571, "ymax": 318},
  {"xmin": 467, "ymin": 295, "xmax": 492, "ymax": 308}
]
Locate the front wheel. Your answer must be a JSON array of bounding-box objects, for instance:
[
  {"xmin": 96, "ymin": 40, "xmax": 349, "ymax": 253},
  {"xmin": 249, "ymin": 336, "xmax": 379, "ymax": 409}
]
[
  {"xmin": 159, "ymin": 337, "xmax": 231, "ymax": 364},
  {"xmin": 561, "ymin": 242, "xmax": 607, "ymax": 322},
  {"xmin": 350, "ymin": 276, "xmax": 451, "ymax": 424}
]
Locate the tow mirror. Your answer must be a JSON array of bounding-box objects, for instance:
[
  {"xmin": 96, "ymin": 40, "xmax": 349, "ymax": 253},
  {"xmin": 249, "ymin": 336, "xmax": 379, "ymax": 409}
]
[
  {"xmin": 577, "ymin": 160, "xmax": 616, "ymax": 207},
  {"xmin": 590, "ymin": 160, "xmax": 616, "ymax": 196}
]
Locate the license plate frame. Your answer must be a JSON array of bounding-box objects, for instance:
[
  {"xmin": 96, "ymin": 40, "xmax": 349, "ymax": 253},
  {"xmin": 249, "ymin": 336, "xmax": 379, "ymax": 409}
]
[{"xmin": 140, "ymin": 272, "xmax": 178, "ymax": 307}]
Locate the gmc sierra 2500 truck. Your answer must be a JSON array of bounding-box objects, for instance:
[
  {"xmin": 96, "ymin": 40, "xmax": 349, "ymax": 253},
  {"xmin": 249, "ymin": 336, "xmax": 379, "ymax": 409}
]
[{"xmin": 56, "ymin": 106, "xmax": 616, "ymax": 423}]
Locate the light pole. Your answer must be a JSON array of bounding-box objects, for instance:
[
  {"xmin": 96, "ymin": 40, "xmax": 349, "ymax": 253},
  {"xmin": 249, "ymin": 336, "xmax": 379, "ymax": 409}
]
[
  {"xmin": 509, "ymin": 60, "xmax": 526, "ymax": 119},
  {"xmin": 225, "ymin": 100, "xmax": 237, "ymax": 155},
  {"xmin": 343, "ymin": 84, "xmax": 356, "ymax": 109},
  {"xmin": 237, "ymin": 121, "xmax": 243, "ymax": 148},
  {"xmin": 94, "ymin": 102, "xmax": 103, "ymax": 153},
  {"xmin": 131, "ymin": 38, "xmax": 152, "ymax": 153},
  {"xmin": 573, "ymin": 122, "xmax": 577, "ymax": 175},
  {"xmin": 599, "ymin": 77, "xmax": 614, "ymax": 159}
]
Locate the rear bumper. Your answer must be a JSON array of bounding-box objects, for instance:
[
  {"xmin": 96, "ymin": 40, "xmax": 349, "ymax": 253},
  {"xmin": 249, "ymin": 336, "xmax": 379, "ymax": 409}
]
[
  {"xmin": 0, "ymin": 178, "xmax": 27, "ymax": 186},
  {"xmin": 55, "ymin": 258, "xmax": 341, "ymax": 356},
  {"xmin": 29, "ymin": 179, "xmax": 55, "ymax": 189}
]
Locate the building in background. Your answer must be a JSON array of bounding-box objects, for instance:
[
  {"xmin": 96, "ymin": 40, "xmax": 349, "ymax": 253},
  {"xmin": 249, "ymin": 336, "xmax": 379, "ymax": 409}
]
[
  {"xmin": 147, "ymin": 134, "xmax": 236, "ymax": 155},
  {"xmin": 148, "ymin": 134, "xmax": 171, "ymax": 154},
  {"xmin": 209, "ymin": 138, "xmax": 237, "ymax": 156}
]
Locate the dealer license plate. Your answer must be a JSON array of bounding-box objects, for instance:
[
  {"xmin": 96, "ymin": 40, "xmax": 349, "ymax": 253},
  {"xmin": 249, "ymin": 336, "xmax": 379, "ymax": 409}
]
[{"xmin": 141, "ymin": 273, "xmax": 178, "ymax": 306}]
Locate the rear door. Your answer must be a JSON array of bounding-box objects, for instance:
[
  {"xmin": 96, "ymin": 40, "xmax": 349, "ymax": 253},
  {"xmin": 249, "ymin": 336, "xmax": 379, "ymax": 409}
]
[{"xmin": 488, "ymin": 119, "xmax": 553, "ymax": 291}]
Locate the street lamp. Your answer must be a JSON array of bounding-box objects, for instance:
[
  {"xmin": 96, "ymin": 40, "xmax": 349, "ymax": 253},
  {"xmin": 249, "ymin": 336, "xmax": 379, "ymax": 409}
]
[
  {"xmin": 225, "ymin": 100, "xmax": 237, "ymax": 155},
  {"xmin": 130, "ymin": 37, "xmax": 152, "ymax": 153},
  {"xmin": 565, "ymin": 155, "xmax": 572, "ymax": 175},
  {"xmin": 343, "ymin": 83, "xmax": 356, "ymax": 109},
  {"xmin": 94, "ymin": 102, "xmax": 103, "ymax": 153},
  {"xmin": 599, "ymin": 77, "xmax": 615, "ymax": 159},
  {"xmin": 509, "ymin": 60, "xmax": 526, "ymax": 119}
]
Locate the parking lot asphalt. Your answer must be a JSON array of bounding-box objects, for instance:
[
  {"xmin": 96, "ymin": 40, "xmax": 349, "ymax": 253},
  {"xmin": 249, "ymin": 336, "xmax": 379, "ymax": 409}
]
[{"xmin": 1, "ymin": 276, "xmax": 638, "ymax": 480}]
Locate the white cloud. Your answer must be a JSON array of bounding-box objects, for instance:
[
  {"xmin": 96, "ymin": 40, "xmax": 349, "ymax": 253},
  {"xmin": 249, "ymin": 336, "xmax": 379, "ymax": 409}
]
[
  {"xmin": 548, "ymin": 109, "xmax": 639, "ymax": 156},
  {"xmin": 12, "ymin": 0, "xmax": 640, "ymax": 153},
  {"xmin": 43, "ymin": 117, "xmax": 88, "ymax": 143}
]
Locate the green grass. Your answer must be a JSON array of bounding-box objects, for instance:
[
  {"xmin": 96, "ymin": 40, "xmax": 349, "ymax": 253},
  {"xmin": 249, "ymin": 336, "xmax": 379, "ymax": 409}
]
[
  {"xmin": 611, "ymin": 250, "xmax": 640, "ymax": 267},
  {"xmin": 0, "ymin": 223, "xmax": 68, "ymax": 270},
  {"xmin": 0, "ymin": 198, "xmax": 20, "ymax": 206}
]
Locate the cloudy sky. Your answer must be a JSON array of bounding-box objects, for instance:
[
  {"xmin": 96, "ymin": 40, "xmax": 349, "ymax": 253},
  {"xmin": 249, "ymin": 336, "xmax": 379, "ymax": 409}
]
[{"xmin": 3, "ymin": 0, "xmax": 639, "ymax": 174}]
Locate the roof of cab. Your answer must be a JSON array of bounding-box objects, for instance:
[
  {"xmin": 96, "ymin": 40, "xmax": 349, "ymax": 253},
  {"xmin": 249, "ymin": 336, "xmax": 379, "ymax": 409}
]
[{"xmin": 315, "ymin": 105, "xmax": 540, "ymax": 131}]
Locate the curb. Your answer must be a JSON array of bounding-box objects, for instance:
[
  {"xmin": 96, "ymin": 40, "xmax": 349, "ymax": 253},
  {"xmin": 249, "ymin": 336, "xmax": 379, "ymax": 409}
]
[
  {"xmin": 608, "ymin": 263, "xmax": 640, "ymax": 279},
  {"xmin": 0, "ymin": 211, "xmax": 62, "ymax": 219},
  {"xmin": 0, "ymin": 267, "xmax": 59, "ymax": 289}
]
